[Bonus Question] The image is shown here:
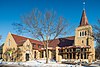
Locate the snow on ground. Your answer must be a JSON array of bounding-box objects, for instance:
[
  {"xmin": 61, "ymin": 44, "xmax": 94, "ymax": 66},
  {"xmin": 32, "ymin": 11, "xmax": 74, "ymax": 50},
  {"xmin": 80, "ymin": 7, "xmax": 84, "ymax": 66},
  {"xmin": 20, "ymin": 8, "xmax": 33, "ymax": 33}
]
[{"xmin": 1, "ymin": 59, "xmax": 85, "ymax": 67}]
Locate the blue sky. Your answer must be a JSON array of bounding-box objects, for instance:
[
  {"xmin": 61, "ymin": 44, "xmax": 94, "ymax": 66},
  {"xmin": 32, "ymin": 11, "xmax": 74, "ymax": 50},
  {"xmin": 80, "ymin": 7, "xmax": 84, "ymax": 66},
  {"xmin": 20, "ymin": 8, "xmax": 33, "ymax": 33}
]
[{"xmin": 0, "ymin": 0, "xmax": 100, "ymax": 44}]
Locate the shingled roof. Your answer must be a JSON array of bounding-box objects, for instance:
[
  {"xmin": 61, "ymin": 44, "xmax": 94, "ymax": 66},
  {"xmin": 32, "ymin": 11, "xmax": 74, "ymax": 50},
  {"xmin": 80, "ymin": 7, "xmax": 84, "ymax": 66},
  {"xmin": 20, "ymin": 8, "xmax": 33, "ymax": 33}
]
[
  {"xmin": 11, "ymin": 34, "xmax": 42, "ymax": 45},
  {"xmin": 48, "ymin": 36, "xmax": 75, "ymax": 48},
  {"xmin": 11, "ymin": 33, "xmax": 75, "ymax": 49},
  {"xmin": 79, "ymin": 10, "xmax": 89, "ymax": 27}
]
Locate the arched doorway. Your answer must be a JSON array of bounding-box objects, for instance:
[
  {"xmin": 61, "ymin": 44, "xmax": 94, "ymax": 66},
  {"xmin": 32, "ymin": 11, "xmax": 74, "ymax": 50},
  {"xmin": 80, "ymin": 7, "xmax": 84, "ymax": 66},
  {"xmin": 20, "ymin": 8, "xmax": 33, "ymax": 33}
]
[
  {"xmin": 34, "ymin": 51, "xmax": 36, "ymax": 59},
  {"xmin": 26, "ymin": 53, "xmax": 29, "ymax": 61}
]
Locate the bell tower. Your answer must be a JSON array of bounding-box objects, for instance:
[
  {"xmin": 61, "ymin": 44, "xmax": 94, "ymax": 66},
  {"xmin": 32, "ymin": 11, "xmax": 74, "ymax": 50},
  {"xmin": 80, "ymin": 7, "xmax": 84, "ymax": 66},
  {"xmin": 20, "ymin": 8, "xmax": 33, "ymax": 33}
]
[
  {"xmin": 75, "ymin": 10, "xmax": 91, "ymax": 46},
  {"xmin": 75, "ymin": 9, "xmax": 95, "ymax": 61}
]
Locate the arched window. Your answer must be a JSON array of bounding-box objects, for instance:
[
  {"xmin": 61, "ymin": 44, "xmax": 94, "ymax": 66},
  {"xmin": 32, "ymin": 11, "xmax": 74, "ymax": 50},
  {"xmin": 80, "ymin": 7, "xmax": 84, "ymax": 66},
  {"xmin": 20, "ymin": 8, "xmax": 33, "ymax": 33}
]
[
  {"xmin": 80, "ymin": 32, "xmax": 81, "ymax": 36},
  {"xmin": 82, "ymin": 40, "xmax": 84, "ymax": 43},
  {"xmin": 85, "ymin": 31, "xmax": 86, "ymax": 35},
  {"xmin": 82, "ymin": 32, "xmax": 84, "ymax": 36}
]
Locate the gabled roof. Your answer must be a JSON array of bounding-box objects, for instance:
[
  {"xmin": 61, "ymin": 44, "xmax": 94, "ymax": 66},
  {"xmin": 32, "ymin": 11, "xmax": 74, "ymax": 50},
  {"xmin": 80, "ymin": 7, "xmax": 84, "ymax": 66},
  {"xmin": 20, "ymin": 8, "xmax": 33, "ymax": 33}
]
[
  {"xmin": 79, "ymin": 10, "xmax": 89, "ymax": 27},
  {"xmin": 11, "ymin": 34, "xmax": 42, "ymax": 45},
  {"xmin": 11, "ymin": 33, "xmax": 75, "ymax": 50}
]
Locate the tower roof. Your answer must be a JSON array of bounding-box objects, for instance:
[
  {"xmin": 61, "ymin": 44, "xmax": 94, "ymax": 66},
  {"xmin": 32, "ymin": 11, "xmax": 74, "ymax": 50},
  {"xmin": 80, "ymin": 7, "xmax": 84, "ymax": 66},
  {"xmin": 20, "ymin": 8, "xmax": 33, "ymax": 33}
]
[{"xmin": 79, "ymin": 10, "xmax": 89, "ymax": 27}]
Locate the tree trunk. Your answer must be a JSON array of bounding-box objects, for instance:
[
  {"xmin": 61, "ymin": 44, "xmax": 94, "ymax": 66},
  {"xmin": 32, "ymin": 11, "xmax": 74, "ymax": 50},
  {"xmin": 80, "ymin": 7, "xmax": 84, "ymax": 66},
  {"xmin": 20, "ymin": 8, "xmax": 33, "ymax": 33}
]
[{"xmin": 46, "ymin": 36, "xmax": 49, "ymax": 63}]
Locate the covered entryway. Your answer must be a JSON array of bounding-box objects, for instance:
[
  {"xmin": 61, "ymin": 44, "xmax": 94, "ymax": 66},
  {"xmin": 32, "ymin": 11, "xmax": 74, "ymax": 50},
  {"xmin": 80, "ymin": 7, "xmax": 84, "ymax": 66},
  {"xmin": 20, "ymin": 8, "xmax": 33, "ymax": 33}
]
[
  {"xmin": 52, "ymin": 50, "xmax": 56, "ymax": 60},
  {"xmin": 26, "ymin": 53, "xmax": 29, "ymax": 61}
]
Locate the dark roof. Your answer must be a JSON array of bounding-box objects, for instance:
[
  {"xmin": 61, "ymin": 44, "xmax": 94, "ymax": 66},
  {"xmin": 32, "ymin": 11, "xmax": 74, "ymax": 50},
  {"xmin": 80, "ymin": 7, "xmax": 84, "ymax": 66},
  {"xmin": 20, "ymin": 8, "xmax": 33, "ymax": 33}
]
[
  {"xmin": 11, "ymin": 33, "xmax": 75, "ymax": 49},
  {"xmin": 48, "ymin": 36, "xmax": 75, "ymax": 48},
  {"xmin": 79, "ymin": 10, "xmax": 89, "ymax": 27}
]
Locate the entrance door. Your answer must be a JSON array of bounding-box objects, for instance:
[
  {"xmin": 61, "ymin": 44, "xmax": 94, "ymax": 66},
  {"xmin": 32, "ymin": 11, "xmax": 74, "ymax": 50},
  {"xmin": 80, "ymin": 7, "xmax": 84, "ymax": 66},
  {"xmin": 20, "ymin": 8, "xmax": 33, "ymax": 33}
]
[
  {"xmin": 26, "ymin": 53, "xmax": 29, "ymax": 61},
  {"xmin": 34, "ymin": 51, "xmax": 36, "ymax": 59}
]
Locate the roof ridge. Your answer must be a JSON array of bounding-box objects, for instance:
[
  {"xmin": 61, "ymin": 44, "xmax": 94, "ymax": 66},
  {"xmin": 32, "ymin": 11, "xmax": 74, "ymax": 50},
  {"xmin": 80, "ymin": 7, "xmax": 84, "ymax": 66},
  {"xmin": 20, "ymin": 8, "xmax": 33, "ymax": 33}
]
[
  {"xmin": 10, "ymin": 33, "xmax": 74, "ymax": 49},
  {"xmin": 11, "ymin": 33, "xmax": 37, "ymax": 41},
  {"xmin": 11, "ymin": 33, "xmax": 42, "ymax": 45},
  {"xmin": 57, "ymin": 36, "xmax": 75, "ymax": 39},
  {"xmin": 48, "ymin": 36, "xmax": 75, "ymax": 41}
]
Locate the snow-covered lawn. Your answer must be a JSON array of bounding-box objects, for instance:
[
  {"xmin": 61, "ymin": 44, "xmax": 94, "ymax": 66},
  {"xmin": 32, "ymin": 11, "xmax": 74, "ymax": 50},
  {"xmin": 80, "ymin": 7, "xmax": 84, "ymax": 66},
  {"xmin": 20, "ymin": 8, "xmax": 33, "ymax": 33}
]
[{"xmin": 1, "ymin": 59, "xmax": 85, "ymax": 67}]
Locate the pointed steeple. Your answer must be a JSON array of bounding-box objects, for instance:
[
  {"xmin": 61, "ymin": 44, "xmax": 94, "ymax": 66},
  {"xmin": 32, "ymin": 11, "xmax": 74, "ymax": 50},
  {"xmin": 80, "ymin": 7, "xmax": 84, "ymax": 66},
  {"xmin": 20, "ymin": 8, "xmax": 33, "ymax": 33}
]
[{"xmin": 79, "ymin": 10, "xmax": 89, "ymax": 27}]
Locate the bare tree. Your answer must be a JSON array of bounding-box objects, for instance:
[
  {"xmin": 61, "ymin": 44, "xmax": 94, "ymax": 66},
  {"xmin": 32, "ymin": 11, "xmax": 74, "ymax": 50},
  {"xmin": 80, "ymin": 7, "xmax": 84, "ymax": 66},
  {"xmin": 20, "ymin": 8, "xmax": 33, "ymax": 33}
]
[
  {"xmin": 95, "ymin": 42, "xmax": 100, "ymax": 59},
  {"xmin": 13, "ymin": 9, "xmax": 71, "ymax": 63},
  {"xmin": 94, "ymin": 19, "xmax": 100, "ymax": 43},
  {"xmin": 93, "ymin": 19, "xmax": 100, "ymax": 60}
]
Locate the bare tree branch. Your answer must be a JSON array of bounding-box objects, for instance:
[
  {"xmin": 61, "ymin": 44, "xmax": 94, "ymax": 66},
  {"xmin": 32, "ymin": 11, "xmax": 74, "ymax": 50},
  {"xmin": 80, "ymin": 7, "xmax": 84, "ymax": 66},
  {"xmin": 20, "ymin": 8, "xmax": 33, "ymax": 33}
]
[
  {"xmin": 93, "ymin": 19, "xmax": 100, "ymax": 60},
  {"xmin": 12, "ymin": 8, "xmax": 73, "ymax": 63},
  {"xmin": 93, "ymin": 19, "xmax": 100, "ymax": 42}
]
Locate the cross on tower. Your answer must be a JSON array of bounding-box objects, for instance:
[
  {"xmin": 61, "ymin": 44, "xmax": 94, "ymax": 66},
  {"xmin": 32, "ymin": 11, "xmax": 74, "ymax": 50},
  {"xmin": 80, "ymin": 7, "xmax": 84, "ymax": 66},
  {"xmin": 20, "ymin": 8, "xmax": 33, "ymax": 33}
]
[{"xmin": 83, "ymin": 0, "xmax": 86, "ymax": 10}]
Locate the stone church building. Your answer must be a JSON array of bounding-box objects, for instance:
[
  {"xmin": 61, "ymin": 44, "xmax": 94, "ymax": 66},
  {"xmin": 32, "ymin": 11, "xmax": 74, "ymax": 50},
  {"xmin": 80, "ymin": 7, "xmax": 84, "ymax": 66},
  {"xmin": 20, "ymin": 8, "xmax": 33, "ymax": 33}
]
[{"xmin": 2, "ymin": 10, "xmax": 95, "ymax": 63}]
